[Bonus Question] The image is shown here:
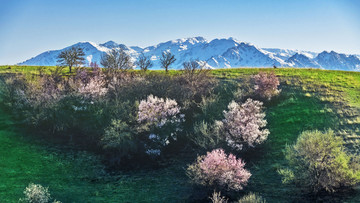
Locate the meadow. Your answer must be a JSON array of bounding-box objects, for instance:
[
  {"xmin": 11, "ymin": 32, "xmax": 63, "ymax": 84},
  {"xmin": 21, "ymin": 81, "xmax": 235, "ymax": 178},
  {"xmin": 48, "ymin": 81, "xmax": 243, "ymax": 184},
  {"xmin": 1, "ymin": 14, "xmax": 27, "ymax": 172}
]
[{"xmin": 0, "ymin": 65, "xmax": 359, "ymax": 202}]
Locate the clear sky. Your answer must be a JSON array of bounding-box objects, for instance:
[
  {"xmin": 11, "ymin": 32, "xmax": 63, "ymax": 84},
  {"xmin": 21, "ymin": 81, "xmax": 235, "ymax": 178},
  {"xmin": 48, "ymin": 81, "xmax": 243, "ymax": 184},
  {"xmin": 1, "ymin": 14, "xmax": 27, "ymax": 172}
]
[{"xmin": 0, "ymin": 0, "xmax": 359, "ymax": 65}]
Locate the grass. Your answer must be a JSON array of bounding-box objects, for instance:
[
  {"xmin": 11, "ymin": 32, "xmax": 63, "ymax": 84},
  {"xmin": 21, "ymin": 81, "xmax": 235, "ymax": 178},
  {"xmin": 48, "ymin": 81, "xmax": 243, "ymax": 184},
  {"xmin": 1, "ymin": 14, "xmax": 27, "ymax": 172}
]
[
  {"xmin": 0, "ymin": 109, "xmax": 192, "ymax": 202},
  {"xmin": 0, "ymin": 65, "xmax": 360, "ymax": 202}
]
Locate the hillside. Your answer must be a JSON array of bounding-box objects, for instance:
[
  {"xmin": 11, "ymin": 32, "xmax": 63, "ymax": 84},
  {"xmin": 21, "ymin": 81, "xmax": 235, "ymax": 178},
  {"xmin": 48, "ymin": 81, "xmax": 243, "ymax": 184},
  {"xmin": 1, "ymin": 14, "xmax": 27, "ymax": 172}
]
[
  {"xmin": 18, "ymin": 37, "xmax": 360, "ymax": 71},
  {"xmin": 0, "ymin": 67, "xmax": 359, "ymax": 202}
]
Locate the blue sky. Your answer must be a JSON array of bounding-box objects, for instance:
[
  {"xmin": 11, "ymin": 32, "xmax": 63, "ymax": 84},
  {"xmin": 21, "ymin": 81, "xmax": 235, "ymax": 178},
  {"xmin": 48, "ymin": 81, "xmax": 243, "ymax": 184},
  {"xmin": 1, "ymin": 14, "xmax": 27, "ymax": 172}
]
[{"xmin": 0, "ymin": 0, "xmax": 359, "ymax": 64}]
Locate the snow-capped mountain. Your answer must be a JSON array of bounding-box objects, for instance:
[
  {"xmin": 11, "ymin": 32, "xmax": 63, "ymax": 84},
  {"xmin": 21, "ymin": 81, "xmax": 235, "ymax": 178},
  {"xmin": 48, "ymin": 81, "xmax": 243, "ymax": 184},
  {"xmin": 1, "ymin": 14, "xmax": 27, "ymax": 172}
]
[
  {"xmin": 19, "ymin": 37, "xmax": 360, "ymax": 71},
  {"xmin": 285, "ymin": 53, "xmax": 320, "ymax": 68}
]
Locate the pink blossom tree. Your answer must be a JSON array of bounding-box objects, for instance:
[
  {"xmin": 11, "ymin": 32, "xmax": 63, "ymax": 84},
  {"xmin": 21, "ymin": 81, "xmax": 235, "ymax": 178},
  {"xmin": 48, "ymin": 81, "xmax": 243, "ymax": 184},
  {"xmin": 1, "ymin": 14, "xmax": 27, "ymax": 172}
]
[
  {"xmin": 74, "ymin": 69, "xmax": 108, "ymax": 98},
  {"xmin": 137, "ymin": 94, "xmax": 185, "ymax": 156},
  {"xmin": 187, "ymin": 148, "xmax": 251, "ymax": 191},
  {"xmin": 253, "ymin": 72, "xmax": 280, "ymax": 100},
  {"xmin": 222, "ymin": 98, "xmax": 269, "ymax": 150},
  {"xmin": 138, "ymin": 94, "xmax": 183, "ymax": 127}
]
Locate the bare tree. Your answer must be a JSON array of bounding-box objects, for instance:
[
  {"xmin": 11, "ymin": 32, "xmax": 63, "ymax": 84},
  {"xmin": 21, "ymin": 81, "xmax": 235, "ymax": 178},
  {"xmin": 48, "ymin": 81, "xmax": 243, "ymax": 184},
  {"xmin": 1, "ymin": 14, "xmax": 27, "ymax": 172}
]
[
  {"xmin": 135, "ymin": 53, "xmax": 153, "ymax": 71},
  {"xmin": 90, "ymin": 61, "xmax": 99, "ymax": 68},
  {"xmin": 183, "ymin": 60, "xmax": 202, "ymax": 73},
  {"xmin": 57, "ymin": 46, "xmax": 85, "ymax": 73},
  {"xmin": 182, "ymin": 60, "xmax": 210, "ymax": 78},
  {"xmin": 160, "ymin": 51, "xmax": 176, "ymax": 72},
  {"xmin": 101, "ymin": 48, "xmax": 133, "ymax": 71}
]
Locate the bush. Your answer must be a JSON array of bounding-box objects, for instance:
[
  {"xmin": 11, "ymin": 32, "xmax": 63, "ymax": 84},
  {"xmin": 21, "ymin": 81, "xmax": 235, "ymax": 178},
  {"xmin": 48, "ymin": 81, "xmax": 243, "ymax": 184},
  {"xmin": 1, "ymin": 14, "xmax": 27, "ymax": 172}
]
[
  {"xmin": 20, "ymin": 183, "xmax": 51, "ymax": 203},
  {"xmin": 279, "ymin": 129, "xmax": 360, "ymax": 193},
  {"xmin": 191, "ymin": 120, "xmax": 224, "ymax": 150},
  {"xmin": 187, "ymin": 148, "xmax": 251, "ymax": 191},
  {"xmin": 237, "ymin": 192, "xmax": 266, "ymax": 203},
  {"xmin": 137, "ymin": 94, "xmax": 185, "ymax": 156},
  {"xmin": 222, "ymin": 99, "xmax": 269, "ymax": 150},
  {"xmin": 253, "ymin": 72, "xmax": 280, "ymax": 100},
  {"xmin": 101, "ymin": 119, "xmax": 138, "ymax": 160},
  {"xmin": 209, "ymin": 191, "xmax": 228, "ymax": 203}
]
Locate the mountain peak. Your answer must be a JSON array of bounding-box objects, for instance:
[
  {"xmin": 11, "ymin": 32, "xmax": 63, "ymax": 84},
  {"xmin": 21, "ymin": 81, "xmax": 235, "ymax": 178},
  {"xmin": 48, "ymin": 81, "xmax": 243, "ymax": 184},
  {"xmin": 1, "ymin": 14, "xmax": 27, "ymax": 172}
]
[
  {"xmin": 17, "ymin": 37, "xmax": 360, "ymax": 71},
  {"xmin": 100, "ymin": 41, "xmax": 119, "ymax": 49},
  {"xmin": 170, "ymin": 36, "xmax": 207, "ymax": 45}
]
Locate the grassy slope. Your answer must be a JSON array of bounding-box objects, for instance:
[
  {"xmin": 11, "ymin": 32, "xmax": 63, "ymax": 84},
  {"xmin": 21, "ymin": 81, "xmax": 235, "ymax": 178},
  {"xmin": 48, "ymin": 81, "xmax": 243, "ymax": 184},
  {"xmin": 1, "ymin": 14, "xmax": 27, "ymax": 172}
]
[
  {"xmin": 0, "ymin": 66, "xmax": 359, "ymax": 202},
  {"xmin": 0, "ymin": 109, "xmax": 192, "ymax": 202}
]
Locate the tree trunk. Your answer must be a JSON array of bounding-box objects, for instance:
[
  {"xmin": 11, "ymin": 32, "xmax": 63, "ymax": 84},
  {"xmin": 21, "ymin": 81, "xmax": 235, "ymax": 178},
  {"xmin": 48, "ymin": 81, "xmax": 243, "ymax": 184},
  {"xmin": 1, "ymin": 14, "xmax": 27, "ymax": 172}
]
[{"xmin": 69, "ymin": 65, "xmax": 72, "ymax": 73}]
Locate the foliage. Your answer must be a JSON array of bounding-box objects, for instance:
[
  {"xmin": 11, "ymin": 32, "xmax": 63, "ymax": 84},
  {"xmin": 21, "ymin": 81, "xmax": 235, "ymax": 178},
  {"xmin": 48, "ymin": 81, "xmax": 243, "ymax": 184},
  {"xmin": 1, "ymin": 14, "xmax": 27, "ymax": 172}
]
[
  {"xmin": 57, "ymin": 46, "xmax": 85, "ymax": 73},
  {"xmin": 191, "ymin": 120, "xmax": 224, "ymax": 150},
  {"xmin": 135, "ymin": 53, "xmax": 153, "ymax": 71},
  {"xmin": 187, "ymin": 148, "xmax": 251, "ymax": 191},
  {"xmin": 137, "ymin": 94, "xmax": 185, "ymax": 156},
  {"xmin": 20, "ymin": 183, "xmax": 51, "ymax": 203},
  {"xmin": 179, "ymin": 60, "xmax": 216, "ymax": 104},
  {"xmin": 137, "ymin": 94, "xmax": 182, "ymax": 127},
  {"xmin": 279, "ymin": 130, "xmax": 360, "ymax": 193},
  {"xmin": 209, "ymin": 191, "xmax": 228, "ymax": 203},
  {"xmin": 253, "ymin": 71, "xmax": 280, "ymax": 100},
  {"xmin": 222, "ymin": 99, "xmax": 269, "ymax": 150},
  {"xmin": 73, "ymin": 68, "xmax": 108, "ymax": 98},
  {"xmin": 160, "ymin": 51, "xmax": 176, "ymax": 72},
  {"xmin": 237, "ymin": 192, "xmax": 266, "ymax": 203},
  {"xmin": 100, "ymin": 48, "xmax": 133, "ymax": 70},
  {"xmin": 101, "ymin": 119, "xmax": 138, "ymax": 160},
  {"xmin": 2, "ymin": 66, "xmax": 360, "ymax": 202}
]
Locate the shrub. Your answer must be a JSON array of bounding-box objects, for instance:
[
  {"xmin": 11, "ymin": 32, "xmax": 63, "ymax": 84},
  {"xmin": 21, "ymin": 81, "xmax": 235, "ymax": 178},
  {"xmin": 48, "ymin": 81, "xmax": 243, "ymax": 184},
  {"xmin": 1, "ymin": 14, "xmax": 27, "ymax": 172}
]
[
  {"xmin": 20, "ymin": 183, "xmax": 51, "ymax": 203},
  {"xmin": 179, "ymin": 60, "xmax": 216, "ymax": 104},
  {"xmin": 138, "ymin": 94, "xmax": 182, "ymax": 127},
  {"xmin": 279, "ymin": 129, "xmax": 360, "ymax": 193},
  {"xmin": 137, "ymin": 95, "xmax": 184, "ymax": 155},
  {"xmin": 222, "ymin": 99, "xmax": 269, "ymax": 150},
  {"xmin": 253, "ymin": 72, "xmax": 280, "ymax": 100},
  {"xmin": 237, "ymin": 192, "xmax": 266, "ymax": 203},
  {"xmin": 187, "ymin": 148, "xmax": 251, "ymax": 191},
  {"xmin": 101, "ymin": 119, "xmax": 138, "ymax": 160},
  {"xmin": 192, "ymin": 120, "xmax": 224, "ymax": 150},
  {"xmin": 74, "ymin": 69, "xmax": 108, "ymax": 98},
  {"xmin": 209, "ymin": 191, "xmax": 228, "ymax": 203}
]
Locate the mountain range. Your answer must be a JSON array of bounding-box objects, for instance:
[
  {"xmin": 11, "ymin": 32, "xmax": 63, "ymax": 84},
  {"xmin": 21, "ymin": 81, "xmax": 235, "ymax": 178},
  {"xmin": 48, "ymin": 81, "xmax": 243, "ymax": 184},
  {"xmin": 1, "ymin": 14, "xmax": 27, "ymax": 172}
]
[{"xmin": 19, "ymin": 37, "xmax": 360, "ymax": 71}]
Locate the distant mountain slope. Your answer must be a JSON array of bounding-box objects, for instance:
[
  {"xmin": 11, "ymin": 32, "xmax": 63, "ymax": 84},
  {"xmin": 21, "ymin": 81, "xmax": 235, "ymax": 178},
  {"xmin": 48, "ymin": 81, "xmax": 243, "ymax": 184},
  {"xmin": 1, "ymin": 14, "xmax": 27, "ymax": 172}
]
[{"xmin": 19, "ymin": 37, "xmax": 360, "ymax": 71}]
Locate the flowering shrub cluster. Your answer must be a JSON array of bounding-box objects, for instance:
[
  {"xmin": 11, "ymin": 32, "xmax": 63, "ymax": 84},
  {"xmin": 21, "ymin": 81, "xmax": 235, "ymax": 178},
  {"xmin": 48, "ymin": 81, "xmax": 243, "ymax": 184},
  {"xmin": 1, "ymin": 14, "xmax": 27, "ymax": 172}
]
[
  {"xmin": 75, "ymin": 68, "xmax": 108, "ymax": 98},
  {"xmin": 0, "ymin": 67, "xmax": 217, "ymax": 165},
  {"xmin": 187, "ymin": 148, "xmax": 251, "ymax": 191},
  {"xmin": 20, "ymin": 183, "xmax": 51, "ymax": 203},
  {"xmin": 137, "ymin": 94, "xmax": 185, "ymax": 156},
  {"xmin": 253, "ymin": 72, "xmax": 280, "ymax": 100},
  {"xmin": 138, "ymin": 94, "xmax": 183, "ymax": 127},
  {"xmin": 222, "ymin": 99, "xmax": 269, "ymax": 150}
]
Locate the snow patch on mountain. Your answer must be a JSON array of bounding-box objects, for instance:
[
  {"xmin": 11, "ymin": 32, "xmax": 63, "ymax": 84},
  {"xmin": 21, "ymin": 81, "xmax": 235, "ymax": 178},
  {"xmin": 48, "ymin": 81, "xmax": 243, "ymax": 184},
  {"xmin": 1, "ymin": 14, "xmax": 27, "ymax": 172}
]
[{"xmin": 18, "ymin": 37, "xmax": 360, "ymax": 71}]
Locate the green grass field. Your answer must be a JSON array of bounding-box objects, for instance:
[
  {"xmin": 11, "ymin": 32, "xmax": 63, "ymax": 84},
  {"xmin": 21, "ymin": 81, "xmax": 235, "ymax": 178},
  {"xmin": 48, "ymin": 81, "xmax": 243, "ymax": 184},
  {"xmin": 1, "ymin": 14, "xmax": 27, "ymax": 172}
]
[{"xmin": 0, "ymin": 66, "xmax": 359, "ymax": 202}]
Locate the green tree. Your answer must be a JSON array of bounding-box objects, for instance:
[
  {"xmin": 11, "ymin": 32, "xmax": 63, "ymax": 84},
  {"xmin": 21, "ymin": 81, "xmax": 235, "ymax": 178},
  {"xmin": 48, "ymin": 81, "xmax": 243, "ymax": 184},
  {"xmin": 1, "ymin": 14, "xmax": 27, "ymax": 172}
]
[
  {"xmin": 57, "ymin": 46, "xmax": 85, "ymax": 73},
  {"xmin": 279, "ymin": 129, "xmax": 360, "ymax": 193}
]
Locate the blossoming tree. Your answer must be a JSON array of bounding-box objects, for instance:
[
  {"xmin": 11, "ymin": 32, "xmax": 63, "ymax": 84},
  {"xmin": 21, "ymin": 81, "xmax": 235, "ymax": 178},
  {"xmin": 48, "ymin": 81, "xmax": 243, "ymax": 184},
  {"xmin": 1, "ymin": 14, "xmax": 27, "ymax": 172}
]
[
  {"xmin": 222, "ymin": 98, "xmax": 269, "ymax": 150},
  {"xmin": 187, "ymin": 148, "xmax": 251, "ymax": 191},
  {"xmin": 137, "ymin": 94, "xmax": 184, "ymax": 156}
]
